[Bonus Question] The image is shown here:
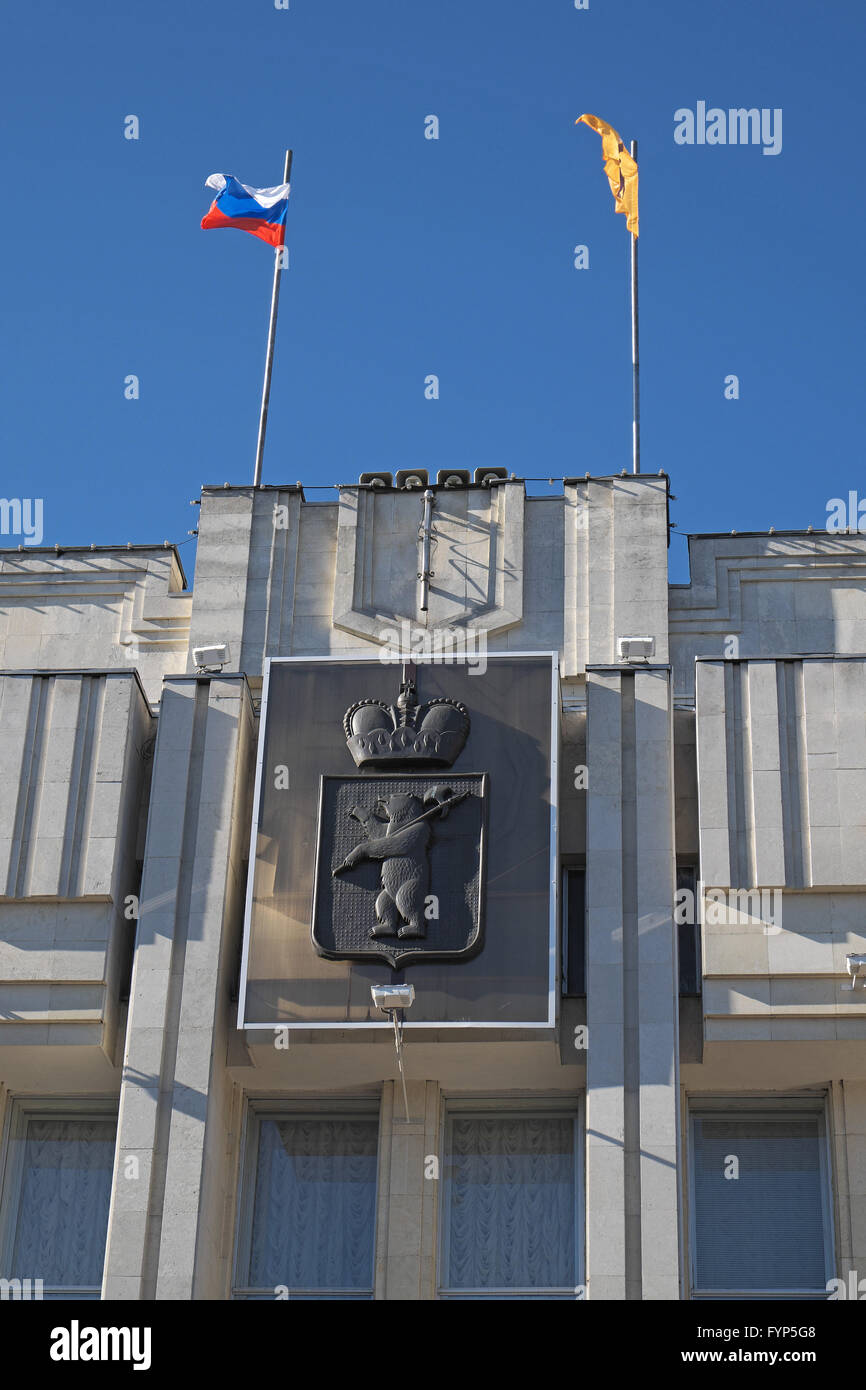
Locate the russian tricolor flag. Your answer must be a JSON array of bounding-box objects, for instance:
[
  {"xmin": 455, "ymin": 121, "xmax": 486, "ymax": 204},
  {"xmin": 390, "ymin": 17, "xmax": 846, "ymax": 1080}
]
[{"xmin": 201, "ymin": 173, "xmax": 290, "ymax": 247}]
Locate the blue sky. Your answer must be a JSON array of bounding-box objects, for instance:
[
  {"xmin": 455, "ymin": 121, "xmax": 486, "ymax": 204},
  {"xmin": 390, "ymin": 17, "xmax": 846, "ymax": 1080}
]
[{"xmin": 1, "ymin": 0, "xmax": 863, "ymax": 582}]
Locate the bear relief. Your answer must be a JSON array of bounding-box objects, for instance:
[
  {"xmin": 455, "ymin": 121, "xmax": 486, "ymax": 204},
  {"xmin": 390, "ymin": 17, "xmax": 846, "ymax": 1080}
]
[{"xmin": 332, "ymin": 784, "xmax": 466, "ymax": 939}]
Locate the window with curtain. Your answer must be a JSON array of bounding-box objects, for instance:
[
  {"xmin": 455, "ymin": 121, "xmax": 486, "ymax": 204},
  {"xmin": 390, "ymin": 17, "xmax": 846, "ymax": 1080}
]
[
  {"xmin": 441, "ymin": 1111, "xmax": 580, "ymax": 1299},
  {"xmin": 236, "ymin": 1112, "xmax": 379, "ymax": 1299},
  {"xmin": 1, "ymin": 1112, "xmax": 117, "ymax": 1298},
  {"xmin": 690, "ymin": 1109, "xmax": 832, "ymax": 1296}
]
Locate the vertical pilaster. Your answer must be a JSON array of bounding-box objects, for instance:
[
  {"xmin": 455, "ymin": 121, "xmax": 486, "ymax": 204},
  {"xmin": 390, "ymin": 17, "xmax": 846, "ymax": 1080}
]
[
  {"xmin": 835, "ymin": 1080, "xmax": 866, "ymax": 1287},
  {"xmin": 101, "ymin": 675, "xmax": 253, "ymax": 1300},
  {"xmin": 585, "ymin": 666, "xmax": 681, "ymax": 1299},
  {"xmin": 377, "ymin": 1080, "xmax": 440, "ymax": 1300},
  {"xmin": 187, "ymin": 490, "xmax": 255, "ymax": 673},
  {"xmin": 585, "ymin": 671, "xmax": 627, "ymax": 1299},
  {"xmin": 634, "ymin": 669, "xmax": 680, "ymax": 1299},
  {"xmin": 562, "ymin": 477, "xmax": 670, "ymax": 677}
]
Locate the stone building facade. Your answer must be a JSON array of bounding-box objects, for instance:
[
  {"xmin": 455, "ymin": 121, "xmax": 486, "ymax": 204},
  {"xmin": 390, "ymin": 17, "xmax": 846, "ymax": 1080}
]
[{"xmin": 0, "ymin": 472, "xmax": 864, "ymax": 1300}]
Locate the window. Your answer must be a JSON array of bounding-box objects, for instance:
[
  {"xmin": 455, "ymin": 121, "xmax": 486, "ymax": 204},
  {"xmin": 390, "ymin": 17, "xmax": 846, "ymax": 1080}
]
[
  {"xmin": 689, "ymin": 1104, "xmax": 834, "ymax": 1298},
  {"xmin": 561, "ymin": 868, "xmax": 586, "ymax": 996},
  {"xmin": 677, "ymin": 864, "xmax": 701, "ymax": 994},
  {"xmin": 234, "ymin": 1110, "xmax": 380, "ymax": 1299},
  {"xmin": 440, "ymin": 1107, "xmax": 582, "ymax": 1299},
  {"xmin": 0, "ymin": 1107, "xmax": 117, "ymax": 1299}
]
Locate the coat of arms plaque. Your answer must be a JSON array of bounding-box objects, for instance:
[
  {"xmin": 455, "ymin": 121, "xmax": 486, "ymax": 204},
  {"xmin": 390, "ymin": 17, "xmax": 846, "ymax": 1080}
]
[{"xmin": 310, "ymin": 674, "xmax": 488, "ymax": 969}]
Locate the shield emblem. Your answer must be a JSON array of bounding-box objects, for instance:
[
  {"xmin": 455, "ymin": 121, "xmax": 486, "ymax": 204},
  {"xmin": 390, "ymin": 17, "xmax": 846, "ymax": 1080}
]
[{"xmin": 311, "ymin": 772, "xmax": 488, "ymax": 970}]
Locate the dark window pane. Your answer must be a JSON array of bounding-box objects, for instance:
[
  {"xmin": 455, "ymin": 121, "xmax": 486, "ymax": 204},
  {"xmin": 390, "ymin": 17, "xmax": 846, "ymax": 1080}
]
[
  {"xmin": 563, "ymin": 869, "xmax": 585, "ymax": 996},
  {"xmin": 677, "ymin": 865, "xmax": 701, "ymax": 994}
]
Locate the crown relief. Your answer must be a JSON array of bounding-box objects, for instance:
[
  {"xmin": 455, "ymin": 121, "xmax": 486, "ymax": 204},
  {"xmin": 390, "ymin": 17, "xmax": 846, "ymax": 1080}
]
[{"xmin": 343, "ymin": 678, "xmax": 470, "ymax": 768}]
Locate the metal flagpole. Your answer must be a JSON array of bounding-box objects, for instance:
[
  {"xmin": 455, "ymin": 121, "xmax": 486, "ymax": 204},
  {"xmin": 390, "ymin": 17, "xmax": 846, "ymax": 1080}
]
[
  {"xmin": 630, "ymin": 139, "xmax": 640, "ymax": 474},
  {"xmin": 253, "ymin": 148, "xmax": 292, "ymax": 487}
]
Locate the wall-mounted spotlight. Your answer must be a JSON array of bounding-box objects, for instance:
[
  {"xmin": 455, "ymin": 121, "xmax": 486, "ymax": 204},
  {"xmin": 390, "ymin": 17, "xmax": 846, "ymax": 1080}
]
[
  {"xmin": 372, "ymin": 983, "xmax": 415, "ymax": 1120},
  {"xmin": 371, "ymin": 984, "xmax": 415, "ymax": 1012},
  {"xmin": 192, "ymin": 643, "xmax": 231, "ymax": 673},
  {"xmin": 617, "ymin": 635, "xmax": 655, "ymax": 663}
]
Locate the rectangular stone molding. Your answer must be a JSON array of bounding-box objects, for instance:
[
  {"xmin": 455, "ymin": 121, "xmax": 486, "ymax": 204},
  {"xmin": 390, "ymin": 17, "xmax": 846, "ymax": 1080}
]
[
  {"xmin": 670, "ymin": 532, "xmax": 866, "ymax": 698},
  {"xmin": 0, "ymin": 548, "xmax": 190, "ymax": 703},
  {"xmin": 0, "ymin": 672, "xmax": 152, "ymax": 1053},
  {"xmin": 333, "ymin": 482, "xmax": 524, "ymax": 642},
  {"xmin": 585, "ymin": 667, "xmax": 680, "ymax": 1300},
  {"xmin": 564, "ymin": 476, "xmax": 669, "ymax": 676},
  {"xmin": 101, "ymin": 675, "xmax": 254, "ymax": 1300},
  {"xmin": 0, "ymin": 672, "xmax": 150, "ymax": 900},
  {"xmin": 700, "ymin": 885, "xmax": 866, "ymax": 1042},
  {"xmin": 696, "ymin": 657, "xmax": 866, "ymax": 888}
]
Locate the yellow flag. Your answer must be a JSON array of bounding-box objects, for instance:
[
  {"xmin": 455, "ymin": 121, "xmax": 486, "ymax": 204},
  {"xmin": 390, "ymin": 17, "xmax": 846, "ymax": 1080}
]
[{"xmin": 576, "ymin": 113, "xmax": 638, "ymax": 237}]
